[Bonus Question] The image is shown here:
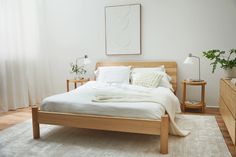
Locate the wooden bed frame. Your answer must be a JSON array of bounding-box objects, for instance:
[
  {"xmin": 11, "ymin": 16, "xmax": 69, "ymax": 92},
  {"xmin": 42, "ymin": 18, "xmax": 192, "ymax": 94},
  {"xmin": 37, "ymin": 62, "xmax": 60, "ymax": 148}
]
[{"xmin": 32, "ymin": 61, "xmax": 177, "ymax": 154}]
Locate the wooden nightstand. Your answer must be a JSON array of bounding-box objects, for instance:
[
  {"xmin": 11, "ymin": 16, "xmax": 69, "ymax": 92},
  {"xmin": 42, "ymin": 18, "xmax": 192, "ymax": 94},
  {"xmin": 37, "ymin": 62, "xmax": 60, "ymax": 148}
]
[
  {"xmin": 182, "ymin": 80, "xmax": 207, "ymax": 112},
  {"xmin": 66, "ymin": 78, "xmax": 89, "ymax": 92}
]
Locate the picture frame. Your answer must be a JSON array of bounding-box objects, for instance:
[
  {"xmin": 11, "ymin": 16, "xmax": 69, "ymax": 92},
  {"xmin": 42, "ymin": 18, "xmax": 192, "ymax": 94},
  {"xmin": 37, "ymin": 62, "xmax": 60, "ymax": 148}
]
[{"xmin": 105, "ymin": 4, "xmax": 141, "ymax": 55}]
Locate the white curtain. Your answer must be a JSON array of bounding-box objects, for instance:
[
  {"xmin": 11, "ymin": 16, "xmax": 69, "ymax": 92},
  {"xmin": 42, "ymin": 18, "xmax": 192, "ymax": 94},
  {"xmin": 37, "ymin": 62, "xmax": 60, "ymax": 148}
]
[{"xmin": 0, "ymin": 0, "xmax": 52, "ymax": 112}]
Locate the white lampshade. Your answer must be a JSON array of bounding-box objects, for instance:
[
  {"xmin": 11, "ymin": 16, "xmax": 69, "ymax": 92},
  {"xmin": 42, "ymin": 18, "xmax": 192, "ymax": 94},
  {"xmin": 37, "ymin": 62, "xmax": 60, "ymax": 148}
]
[
  {"xmin": 184, "ymin": 57, "xmax": 194, "ymax": 64},
  {"xmin": 83, "ymin": 55, "xmax": 91, "ymax": 65}
]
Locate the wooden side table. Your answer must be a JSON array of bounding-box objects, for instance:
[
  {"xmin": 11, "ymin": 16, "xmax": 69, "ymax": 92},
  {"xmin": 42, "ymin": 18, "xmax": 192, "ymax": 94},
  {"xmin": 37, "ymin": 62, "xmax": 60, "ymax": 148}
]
[
  {"xmin": 182, "ymin": 80, "xmax": 207, "ymax": 112},
  {"xmin": 66, "ymin": 78, "xmax": 89, "ymax": 92}
]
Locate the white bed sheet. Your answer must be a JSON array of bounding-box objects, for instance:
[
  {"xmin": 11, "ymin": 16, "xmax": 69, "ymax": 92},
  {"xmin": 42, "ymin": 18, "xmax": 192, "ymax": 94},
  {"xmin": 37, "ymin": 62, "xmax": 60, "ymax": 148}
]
[{"xmin": 41, "ymin": 81, "xmax": 169, "ymax": 120}]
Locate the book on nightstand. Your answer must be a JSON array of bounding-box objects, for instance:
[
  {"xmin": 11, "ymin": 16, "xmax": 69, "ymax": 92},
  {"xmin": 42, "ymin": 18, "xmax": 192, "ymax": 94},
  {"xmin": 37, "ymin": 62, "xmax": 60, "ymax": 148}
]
[{"xmin": 185, "ymin": 100, "xmax": 201, "ymax": 106}]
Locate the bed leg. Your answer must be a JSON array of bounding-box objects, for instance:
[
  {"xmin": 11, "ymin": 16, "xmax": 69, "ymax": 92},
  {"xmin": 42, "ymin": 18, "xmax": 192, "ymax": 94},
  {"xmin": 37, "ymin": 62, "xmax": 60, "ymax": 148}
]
[
  {"xmin": 160, "ymin": 114, "xmax": 169, "ymax": 154},
  {"xmin": 32, "ymin": 106, "xmax": 40, "ymax": 139}
]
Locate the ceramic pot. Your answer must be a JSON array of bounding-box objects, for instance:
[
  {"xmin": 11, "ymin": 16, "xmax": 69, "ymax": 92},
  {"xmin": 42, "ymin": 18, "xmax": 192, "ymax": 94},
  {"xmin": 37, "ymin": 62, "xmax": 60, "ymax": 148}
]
[
  {"xmin": 72, "ymin": 73, "xmax": 80, "ymax": 80},
  {"xmin": 224, "ymin": 67, "xmax": 236, "ymax": 78}
]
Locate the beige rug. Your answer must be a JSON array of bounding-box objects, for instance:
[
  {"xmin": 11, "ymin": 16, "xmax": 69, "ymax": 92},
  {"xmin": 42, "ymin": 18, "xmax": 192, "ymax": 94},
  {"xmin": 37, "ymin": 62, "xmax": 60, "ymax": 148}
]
[{"xmin": 0, "ymin": 115, "xmax": 231, "ymax": 157}]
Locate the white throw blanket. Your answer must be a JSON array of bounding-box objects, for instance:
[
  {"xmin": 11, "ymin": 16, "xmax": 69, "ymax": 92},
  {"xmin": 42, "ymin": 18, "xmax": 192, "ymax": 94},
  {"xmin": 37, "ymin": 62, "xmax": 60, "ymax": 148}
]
[{"xmin": 92, "ymin": 84, "xmax": 190, "ymax": 136}]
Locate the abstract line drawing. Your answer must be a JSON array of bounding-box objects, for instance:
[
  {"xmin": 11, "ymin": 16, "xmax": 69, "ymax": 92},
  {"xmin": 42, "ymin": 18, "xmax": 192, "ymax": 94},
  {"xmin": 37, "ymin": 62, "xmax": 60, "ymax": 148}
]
[{"xmin": 105, "ymin": 4, "xmax": 141, "ymax": 55}]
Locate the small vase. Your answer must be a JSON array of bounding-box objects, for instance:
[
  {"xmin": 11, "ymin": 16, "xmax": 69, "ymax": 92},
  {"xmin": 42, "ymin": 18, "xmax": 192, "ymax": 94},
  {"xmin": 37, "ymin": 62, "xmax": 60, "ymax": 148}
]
[
  {"xmin": 224, "ymin": 67, "xmax": 236, "ymax": 78},
  {"xmin": 73, "ymin": 73, "xmax": 81, "ymax": 80}
]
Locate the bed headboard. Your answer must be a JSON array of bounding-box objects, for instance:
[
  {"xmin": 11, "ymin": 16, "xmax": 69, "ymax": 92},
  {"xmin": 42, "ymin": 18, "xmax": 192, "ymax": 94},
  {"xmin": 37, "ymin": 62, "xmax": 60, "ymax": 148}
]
[{"xmin": 95, "ymin": 61, "xmax": 177, "ymax": 93}]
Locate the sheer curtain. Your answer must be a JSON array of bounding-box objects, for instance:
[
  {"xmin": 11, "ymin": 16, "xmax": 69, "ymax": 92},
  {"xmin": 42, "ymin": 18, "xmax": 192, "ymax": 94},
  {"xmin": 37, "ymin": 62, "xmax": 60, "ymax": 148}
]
[{"xmin": 0, "ymin": 0, "xmax": 52, "ymax": 112}]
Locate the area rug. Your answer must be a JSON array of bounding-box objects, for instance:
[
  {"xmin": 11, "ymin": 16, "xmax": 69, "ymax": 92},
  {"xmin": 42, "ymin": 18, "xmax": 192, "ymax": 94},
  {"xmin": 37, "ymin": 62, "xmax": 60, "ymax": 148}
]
[{"xmin": 0, "ymin": 115, "xmax": 231, "ymax": 157}]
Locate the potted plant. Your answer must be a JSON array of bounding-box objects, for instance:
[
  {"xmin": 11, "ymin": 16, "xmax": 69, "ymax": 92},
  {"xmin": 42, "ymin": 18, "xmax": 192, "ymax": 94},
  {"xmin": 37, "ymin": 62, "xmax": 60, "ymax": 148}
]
[
  {"xmin": 70, "ymin": 58, "xmax": 87, "ymax": 79},
  {"xmin": 202, "ymin": 49, "xmax": 236, "ymax": 77}
]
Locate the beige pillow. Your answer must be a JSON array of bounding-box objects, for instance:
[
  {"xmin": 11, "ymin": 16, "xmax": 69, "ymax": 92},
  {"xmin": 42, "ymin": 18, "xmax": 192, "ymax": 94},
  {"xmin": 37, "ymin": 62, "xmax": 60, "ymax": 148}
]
[{"xmin": 132, "ymin": 72, "xmax": 163, "ymax": 88}]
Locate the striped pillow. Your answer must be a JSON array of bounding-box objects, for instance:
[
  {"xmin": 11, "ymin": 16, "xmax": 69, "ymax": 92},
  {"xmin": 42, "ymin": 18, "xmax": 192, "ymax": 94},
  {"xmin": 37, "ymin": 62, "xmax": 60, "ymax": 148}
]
[{"xmin": 132, "ymin": 72, "xmax": 163, "ymax": 88}]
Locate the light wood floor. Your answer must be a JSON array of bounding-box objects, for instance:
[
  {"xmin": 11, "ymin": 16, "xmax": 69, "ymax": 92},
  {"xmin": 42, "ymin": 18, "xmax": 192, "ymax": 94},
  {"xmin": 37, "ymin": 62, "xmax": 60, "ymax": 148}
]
[
  {"xmin": 0, "ymin": 107, "xmax": 235, "ymax": 156},
  {"xmin": 0, "ymin": 108, "xmax": 31, "ymax": 131}
]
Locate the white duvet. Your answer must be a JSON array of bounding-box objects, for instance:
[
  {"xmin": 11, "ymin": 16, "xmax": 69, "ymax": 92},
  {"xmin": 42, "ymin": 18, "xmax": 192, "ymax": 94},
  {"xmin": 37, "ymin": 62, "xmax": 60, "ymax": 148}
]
[{"xmin": 41, "ymin": 81, "xmax": 190, "ymax": 136}]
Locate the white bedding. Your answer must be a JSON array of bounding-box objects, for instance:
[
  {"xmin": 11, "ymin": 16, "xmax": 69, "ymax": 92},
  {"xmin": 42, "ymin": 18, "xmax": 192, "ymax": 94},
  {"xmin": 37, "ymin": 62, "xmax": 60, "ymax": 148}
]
[
  {"xmin": 41, "ymin": 81, "xmax": 189, "ymax": 136},
  {"xmin": 41, "ymin": 81, "xmax": 167, "ymax": 119}
]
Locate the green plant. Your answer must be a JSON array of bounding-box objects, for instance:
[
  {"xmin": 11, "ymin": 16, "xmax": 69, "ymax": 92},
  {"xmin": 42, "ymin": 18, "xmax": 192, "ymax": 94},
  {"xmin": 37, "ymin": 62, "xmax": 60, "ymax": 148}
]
[
  {"xmin": 70, "ymin": 58, "xmax": 86, "ymax": 77},
  {"xmin": 202, "ymin": 49, "xmax": 236, "ymax": 73}
]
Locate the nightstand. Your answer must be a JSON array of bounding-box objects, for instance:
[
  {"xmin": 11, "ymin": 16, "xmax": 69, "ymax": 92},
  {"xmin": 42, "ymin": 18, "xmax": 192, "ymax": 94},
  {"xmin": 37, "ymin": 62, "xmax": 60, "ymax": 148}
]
[
  {"xmin": 182, "ymin": 80, "xmax": 207, "ymax": 112},
  {"xmin": 66, "ymin": 78, "xmax": 89, "ymax": 92}
]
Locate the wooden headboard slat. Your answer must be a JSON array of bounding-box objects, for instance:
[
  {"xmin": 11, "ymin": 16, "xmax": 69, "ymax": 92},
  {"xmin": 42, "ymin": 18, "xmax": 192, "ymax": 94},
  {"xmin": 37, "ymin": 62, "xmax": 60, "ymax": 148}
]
[{"xmin": 95, "ymin": 61, "xmax": 177, "ymax": 92}]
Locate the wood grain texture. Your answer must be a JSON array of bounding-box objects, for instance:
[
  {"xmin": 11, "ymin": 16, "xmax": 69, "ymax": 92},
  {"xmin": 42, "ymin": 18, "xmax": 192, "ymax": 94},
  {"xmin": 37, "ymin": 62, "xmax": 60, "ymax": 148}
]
[
  {"xmin": 216, "ymin": 114, "xmax": 236, "ymax": 157},
  {"xmin": 95, "ymin": 61, "xmax": 177, "ymax": 93},
  {"xmin": 0, "ymin": 108, "xmax": 31, "ymax": 131},
  {"xmin": 38, "ymin": 111, "xmax": 162, "ymax": 135},
  {"xmin": 222, "ymin": 80, "xmax": 234, "ymax": 117},
  {"xmin": 220, "ymin": 97, "xmax": 235, "ymax": 144},
  {"xmin": 182, "ymin": 80, "xmax": 207, "ymax": 86},
  {"xmin": 160, "ymin": 115, "xmax": 169, "ymax": 154},
  {"xmin": 34, "ymin": 107, "xmax": 169, "ymax": 154},
  {"xmin": 182, "ymin": 80, "xmax": 206, "ymax": 112},
  {"xmin": 32, "ymin": 107, "xmax": 40, "ymax": 139},
  {"xmin": 220, "ymin": 79, "xmax": 236, "ymax": 145},
  {"xmin": 224, "ymin": 79, "xmax": 236, "ymax": 92},
  {"xmin": 232, "ymin": 90, "xmax": 236, "ymax": 118}
]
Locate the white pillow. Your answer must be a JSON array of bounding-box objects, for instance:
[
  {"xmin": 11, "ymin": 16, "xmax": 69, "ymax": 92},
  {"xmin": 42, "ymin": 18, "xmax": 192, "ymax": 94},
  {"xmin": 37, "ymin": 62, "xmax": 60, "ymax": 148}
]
[
  {"xmin": 131, "ymin": 66, "xmax": 171, "ymax": 81},
  {"xmin": 96, "ymin": 66, "xmax": 131, "ymax": 84},
  {"xmin": 132, "ymin": 72, "xmax": 163, "ymax": 88},
  {"xmin": 159, "ymin": 74, "xmax": 174, "ymax": 91},
  {"xmin": 131, "ymin": 71, "xmax": 174, "ymax": 91}
]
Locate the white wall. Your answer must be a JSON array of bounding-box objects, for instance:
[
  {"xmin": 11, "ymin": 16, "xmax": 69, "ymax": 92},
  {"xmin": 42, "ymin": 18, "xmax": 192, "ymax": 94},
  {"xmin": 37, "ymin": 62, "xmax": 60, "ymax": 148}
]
[{"xmin": 40, "ymin": 0, "xmax": 236, "ymax": 107}]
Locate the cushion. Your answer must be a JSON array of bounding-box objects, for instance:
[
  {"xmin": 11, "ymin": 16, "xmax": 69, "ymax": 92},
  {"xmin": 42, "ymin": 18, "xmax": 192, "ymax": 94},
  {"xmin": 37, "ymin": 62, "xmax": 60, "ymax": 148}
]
[
  {"xmin": 132, "ymin": 72, "xmax": 163, "ymax": 88},
  {"xmin": 96, "ymin": 66, "xmax": 131, "ymax": 84},
  {"xmin": 132, "ymin": 66, "xmax": 171, "ymax": 81},
  {"xmin": 131, "ymin": 71, "xmax": 174, "ymax": 91}
]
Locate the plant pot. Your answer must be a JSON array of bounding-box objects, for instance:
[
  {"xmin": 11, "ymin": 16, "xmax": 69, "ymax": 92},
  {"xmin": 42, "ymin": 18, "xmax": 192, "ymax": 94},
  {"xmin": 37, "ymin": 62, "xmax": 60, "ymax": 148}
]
[
  {"xmin": 224, "ymin": 67, "xmax": 236, "ymax": 78},
  {"xmin": 72, "ymin": 73, "xmax": 80, "ymax": 80}
]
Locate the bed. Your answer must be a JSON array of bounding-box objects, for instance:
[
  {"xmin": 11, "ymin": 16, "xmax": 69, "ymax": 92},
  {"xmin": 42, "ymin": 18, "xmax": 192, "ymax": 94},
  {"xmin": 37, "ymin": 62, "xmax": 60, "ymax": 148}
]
[{"xmin": 32, "ymin": 61, "xmax": 180, "ymax": 154}]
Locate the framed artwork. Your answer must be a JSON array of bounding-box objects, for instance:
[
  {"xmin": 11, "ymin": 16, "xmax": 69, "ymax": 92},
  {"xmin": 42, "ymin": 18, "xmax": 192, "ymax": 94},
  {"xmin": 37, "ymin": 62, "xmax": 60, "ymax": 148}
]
[{"xmin": 105, "ymin": 4, "xmax": 141, "ymax": 55}]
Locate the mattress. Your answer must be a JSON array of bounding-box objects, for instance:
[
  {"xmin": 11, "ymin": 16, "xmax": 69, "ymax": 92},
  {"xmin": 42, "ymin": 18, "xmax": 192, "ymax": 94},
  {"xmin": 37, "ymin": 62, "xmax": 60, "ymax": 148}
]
[{"xmin": 41, "ymin": 81, "xmax": 179, "ymax": 120}]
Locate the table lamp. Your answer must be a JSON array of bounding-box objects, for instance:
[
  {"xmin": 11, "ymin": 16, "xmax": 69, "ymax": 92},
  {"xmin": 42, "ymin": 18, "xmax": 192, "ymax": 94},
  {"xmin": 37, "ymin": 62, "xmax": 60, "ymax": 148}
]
[
  {"xmin": 184, "ymin": 53, "xmax": 204, "ymax": 82},
  {"xmin": 83, "ymin": 55, "xmax": 91, "ymax": 65}
]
